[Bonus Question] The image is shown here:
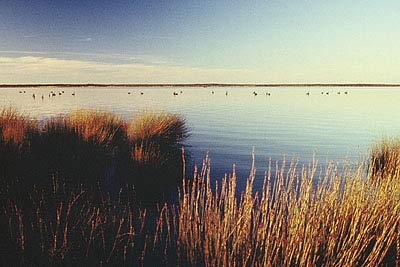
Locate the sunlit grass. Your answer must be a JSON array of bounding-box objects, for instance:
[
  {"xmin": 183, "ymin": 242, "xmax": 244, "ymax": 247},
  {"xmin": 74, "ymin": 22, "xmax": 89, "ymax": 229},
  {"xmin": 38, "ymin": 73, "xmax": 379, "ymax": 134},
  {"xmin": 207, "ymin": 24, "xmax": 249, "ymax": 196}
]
[
  {"xmin": 127, "ymin": 112, "xmax": 188, "ymax": 201},
  {"xmin": 2, "ymin": 179, "xmax": 150, "ymax": 266},
  {"xmin": 371, "ymin": 137, "xmax": 400, "ymax": 182},
  {"xmin": 2, "ymin": 107, "xmax": 400, "ymax": 266},
  {"xmin": 69, "ymin": 110, "xmax": 128, "ymax": 150},
  {"xmin": 3, "ymin": 152, "xmax": 400, "ymax": 266},
  {"xmin": 0, "ymin": 108, "xmax": 187, "ymax": 191},
  {"xmin": 128, "ymin": 112, "xmax": 188, "ymax": 165},
  {"xmin": 172, "ymin": 156, "xmax": 400, "ymax": 266},
  {"xmin": 0, "ymin": 107, "xmax": 37, "ymax": 144}
]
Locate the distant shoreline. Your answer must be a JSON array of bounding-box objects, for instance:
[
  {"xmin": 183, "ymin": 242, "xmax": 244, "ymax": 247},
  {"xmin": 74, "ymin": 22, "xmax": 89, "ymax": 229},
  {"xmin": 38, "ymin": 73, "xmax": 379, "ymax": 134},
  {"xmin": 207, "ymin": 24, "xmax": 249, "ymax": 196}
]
[{"xmin": 1, "ymin": 83, "xmax": 400, "ymax": 88}]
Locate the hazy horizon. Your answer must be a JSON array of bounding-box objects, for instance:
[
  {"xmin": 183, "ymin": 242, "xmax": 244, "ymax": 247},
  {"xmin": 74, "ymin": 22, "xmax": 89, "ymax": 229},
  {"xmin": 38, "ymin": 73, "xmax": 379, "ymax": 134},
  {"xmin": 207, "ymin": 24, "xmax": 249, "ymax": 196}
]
[{"xmin": 1, "ymin": 0, "xmax": 399, "ymax": 84}]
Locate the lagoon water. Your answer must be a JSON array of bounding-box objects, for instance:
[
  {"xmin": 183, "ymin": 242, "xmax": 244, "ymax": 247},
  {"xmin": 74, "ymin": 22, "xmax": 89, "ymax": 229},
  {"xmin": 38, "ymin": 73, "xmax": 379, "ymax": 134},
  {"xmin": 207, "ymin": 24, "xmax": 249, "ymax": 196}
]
[{"xmin": 2, "ymin": 86, "xmax": 400, "ymax": 190}]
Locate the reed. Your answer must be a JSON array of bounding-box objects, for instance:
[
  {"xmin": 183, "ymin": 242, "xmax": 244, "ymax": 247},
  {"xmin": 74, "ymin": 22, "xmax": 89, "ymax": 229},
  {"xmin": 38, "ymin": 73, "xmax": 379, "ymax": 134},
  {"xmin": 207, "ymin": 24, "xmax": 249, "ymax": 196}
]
[
  {"xmin": 128, "ymin": 112, "xmax": 187, "ymax": 143},
  {"xmin": 68, "ymin": 110, "xmax": 128, "ymax": 151},
  {"xmin": 370, "ymin": 138, "xmax": 400, "ymax": 182},
  {"xmin": 171, "ymin": 157, "xmax": 400, "ymax": 266},
  {"xmin": 128, "ymin": 112, "xmax": 188, "ymax": 165},
  {"xmin": 27, "ymin": 116, "xmax": 115, "ymax": 186},
  {"xmin": 127, "ymin": 112, "xmax": 189, "ymax": 201},
  {"xmin": 1, "ymin": 177, "xmax": 153, "ymax": 266},
  {"xmin": 2, "ymin": 154, "xmax": 400, "ymax": 266},
  {"xmin": 0, "ymin": 108, "xmax": 37, "ymax": 184},
  {"xmin": 2, "ymin": 107, "xmax": 400, "ymax": 266},
  {"xmin": 0, "ymin": 108, "xmax": 188, "ymax": 200},
  {"xmin": 0, "ymin": 107, "xmax": 36, "ymax": 144}
]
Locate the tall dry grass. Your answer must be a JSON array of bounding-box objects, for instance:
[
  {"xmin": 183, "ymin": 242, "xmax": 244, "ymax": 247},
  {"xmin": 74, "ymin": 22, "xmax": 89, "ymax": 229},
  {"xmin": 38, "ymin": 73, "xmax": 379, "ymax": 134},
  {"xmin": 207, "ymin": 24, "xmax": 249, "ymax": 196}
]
[
  {"xmin": 127, "ymin": 112, "xmax": 188, "ymax": 201},
  {"xmin": 69, "ymin": 110, "xmax": 128, "ymax": 151},
  {"xmin": 0, "ymin": 108, "xmax": 38, "ymax": 185},
  {"xmin": 371, "ymin": 138, "xmax": 400, "ymax": 181},
  {"xmin": 0, "ymin": 107, "xmax": 37, "ymax": 144},
  {"xmin": 1, "ymin": 177, "xmax": 158, "ymax": 266},
  {"xmin": 3, "ymin": 153, "xmax": 400, "ymax": 266},
  {"xmin": 128, "ymin": 112, "xmax": 188, "ymax": 165},
  {"xmin": 0, "ymin": 108, "xmax": 188, "ymax": 201},
  {"xmin": 161, "ymin": 154, "xmax": 400, "ymax": 266},
  {"xmin": 2, "ymin": 107, "xmax": 400, "ymax": 266}
]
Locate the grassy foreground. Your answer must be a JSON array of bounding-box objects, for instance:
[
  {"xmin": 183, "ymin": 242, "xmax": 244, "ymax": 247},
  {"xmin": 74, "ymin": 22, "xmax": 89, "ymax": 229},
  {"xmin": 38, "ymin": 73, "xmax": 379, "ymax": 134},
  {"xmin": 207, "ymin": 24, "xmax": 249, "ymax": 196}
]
[
  {"xmin": 1, "ymin": 108, "xmax": 400, "ymax": 266},
  {"xmin": 0, "ymin": 108, "xmax": 188, "ymax": 202}
]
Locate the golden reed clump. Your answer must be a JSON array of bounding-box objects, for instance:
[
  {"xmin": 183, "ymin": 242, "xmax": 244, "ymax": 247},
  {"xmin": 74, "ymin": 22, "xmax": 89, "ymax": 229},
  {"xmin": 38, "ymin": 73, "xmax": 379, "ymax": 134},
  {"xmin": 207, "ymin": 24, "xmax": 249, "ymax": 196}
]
[
  {"xmin": 127, "ymin": 112, "xmax": 188, "ymax": 165},
  {"xmin": 0, "ymin": 108, "xmax": 188, "ymax": 188},
  {"xmin": 69, "ymin": 110, "xmax": 127, "ymax": 149},
  {"xmin": 127, "ymin": 112, "xmax": 187, "ymax": 142},
  {"xmin": 2, "ymin": 107, "xmax": 400, "ymax": 266},
  {"xmin": 0, "ymin": 107, "xmax": 37, "ymax": 144},
  {"xmin": 4, "ymin": 155, "xmax": 400, "ymax": 266},
  {"xmin": 370, "ymin": 138, "xmax": 400, "ymax": 182},
  {"xmin": 159, "ymin": 155, "xmax": 400, "ymax": 266}
]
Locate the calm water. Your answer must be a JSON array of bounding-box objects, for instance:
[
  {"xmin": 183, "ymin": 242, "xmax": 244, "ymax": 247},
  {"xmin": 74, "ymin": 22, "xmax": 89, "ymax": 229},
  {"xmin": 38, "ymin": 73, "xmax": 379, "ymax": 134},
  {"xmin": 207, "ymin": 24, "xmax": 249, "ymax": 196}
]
[{"xmin": 2, "ymin": 86, "xmax": 400, "ymax": 190}]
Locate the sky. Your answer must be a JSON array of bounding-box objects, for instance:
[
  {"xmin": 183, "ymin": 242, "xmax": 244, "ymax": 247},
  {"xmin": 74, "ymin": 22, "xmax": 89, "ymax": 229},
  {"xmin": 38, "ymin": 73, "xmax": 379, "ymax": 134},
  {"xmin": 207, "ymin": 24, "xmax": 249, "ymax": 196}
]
[{"xmin": 0, "ymin": 0, "xmax": 399, "ymax": 84}]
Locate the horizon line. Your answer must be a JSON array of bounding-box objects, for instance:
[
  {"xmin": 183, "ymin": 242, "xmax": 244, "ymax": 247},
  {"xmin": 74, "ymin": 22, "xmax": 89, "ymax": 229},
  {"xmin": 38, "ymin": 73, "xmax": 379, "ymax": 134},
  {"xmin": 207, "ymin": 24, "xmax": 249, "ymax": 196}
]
[{"xmin": 1, "ymin": 83, "xmax": 400, "ymax": 88}]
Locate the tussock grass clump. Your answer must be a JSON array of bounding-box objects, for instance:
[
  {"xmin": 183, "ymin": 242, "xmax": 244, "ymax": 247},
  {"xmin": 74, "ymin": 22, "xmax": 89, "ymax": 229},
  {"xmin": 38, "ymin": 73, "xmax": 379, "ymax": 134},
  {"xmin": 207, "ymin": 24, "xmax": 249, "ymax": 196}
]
[
  {"xmin": 0, "ymin": 108, "xmax": 188, "ymax": 200},
  {"xmin": 168, "ymin": 157, "xmax": 400, "ymax": 266},
  {"xmin": 67, "ymin": 111, "xmax": 132, "ymax": 185},
  {"xmin": 4, "ymin": 107, "xmax": 399, "ymax": 265},
  {"xmin": 2, "ymin": 155, "xmax": 400, "ymax": 266},
  {"xmin": 1, "ymin": 177, "xmax": 156, "ymax": 266},
  {"xmin": 128, "ymin": 112, "xmax": 188, "ymax": 165},
  {"xmin": 128, "ymin": 112, "xmax": 187, "ymax": 142},
  {"xmin": 27, "ymin": 117, "xmax": 114, "ymax": 186},
  {"xmin": 69, "ymin": 110, "xmax": 128, "ymax": 151},
  {"xmin": 0, "ymin": 108, "xmax": 38, "ymax": 184},
  {"xmin": 0, "ymin": 107, "xmax": 36, "ymax": 144},
  {"xmin": 127, "ymin": 112, "xmax": 188, "ymax": 200},
  {"xmin": 370, "ymin": 138, "xmax": 400, "ymax": 181}
]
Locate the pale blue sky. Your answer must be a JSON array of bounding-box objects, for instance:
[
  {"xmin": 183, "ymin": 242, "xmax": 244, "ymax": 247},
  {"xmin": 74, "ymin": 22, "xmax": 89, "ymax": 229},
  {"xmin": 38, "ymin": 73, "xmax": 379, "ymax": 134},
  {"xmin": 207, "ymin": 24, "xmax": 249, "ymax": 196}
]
[{"xmin": 0, "ymin": 0, "xmax": 399, "ymax": 83}]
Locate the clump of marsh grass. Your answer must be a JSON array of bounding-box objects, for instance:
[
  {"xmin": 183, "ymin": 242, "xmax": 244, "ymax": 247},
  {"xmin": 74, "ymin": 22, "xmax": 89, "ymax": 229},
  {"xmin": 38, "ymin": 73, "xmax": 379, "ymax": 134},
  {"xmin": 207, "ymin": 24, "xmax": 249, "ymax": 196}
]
[
  {"xmin": 128, "ymin": 112, "xmax": 188, "ymax": 165},
  {"xmin": 370, "ymin": 138, "xmax": 400, "ymax": 181},
  {"xmin": 0, "ymin": 108, "xmax": 189, "ymax": 203},
  {"xmin": 128, "ymin": 112, "xmax": 187, "ymax": 141},
  {"xmin": 0, "ymin": 107, "xmax": 37, "ymax": 144},
  {"xmin": 68, "ymin": 110, "xmax": 132, "ymax": 187},
  {"xmin": 0, "ymin": 108, "xmax": 38, "ymax": 183},
  {"xmin": 127, "ymin": 112, "xmax": 188, "ymax": 201},
  {"xmin": 4, "ymin": 107, "xmax": 400, "ymax": 265},
  {"xmin": 27, "ymin": 116, "xmax": 110, "ymax": 187},
  {"xmin": 3, "ymin": 154, "xmax": 400, "ymax": 266},
  {"xmin": 168, "ymin": 156, "xmax": 400, "ymax": 266},
  {"xmin": 1, "ymin": 176, "xmax": 157, "ymax": 266},
  {"xmin": 68, "ymin": 110, "xmax": 128, "ymax": 151}
]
